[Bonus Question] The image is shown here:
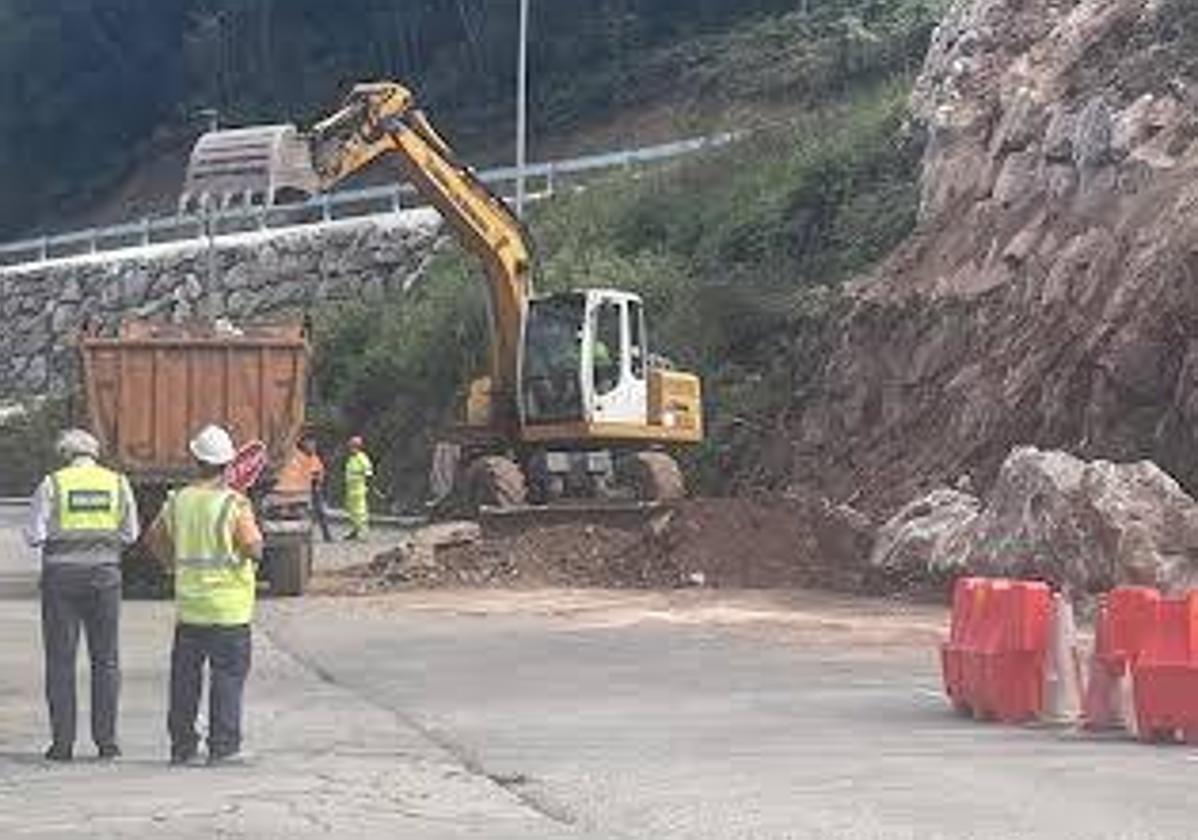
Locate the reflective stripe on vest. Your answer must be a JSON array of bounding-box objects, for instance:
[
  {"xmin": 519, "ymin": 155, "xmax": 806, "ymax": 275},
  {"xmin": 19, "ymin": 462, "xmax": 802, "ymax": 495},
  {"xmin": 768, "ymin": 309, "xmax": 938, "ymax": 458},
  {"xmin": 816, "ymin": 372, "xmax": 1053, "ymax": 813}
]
[
  {"xmin": 170, "ymin": 485, "xmax": 256, "ymax": 626},
  {"xmin": 46, "ymin": 464, "xmax": 124, "ymax": 553}
]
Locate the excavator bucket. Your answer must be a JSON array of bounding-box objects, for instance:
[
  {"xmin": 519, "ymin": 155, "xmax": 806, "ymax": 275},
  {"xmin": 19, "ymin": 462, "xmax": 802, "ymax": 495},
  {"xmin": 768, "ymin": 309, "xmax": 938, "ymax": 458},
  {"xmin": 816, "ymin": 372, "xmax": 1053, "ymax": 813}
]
[{"xmin": 179, "ymin": 124, "xmax": 320, "ymax": 214}]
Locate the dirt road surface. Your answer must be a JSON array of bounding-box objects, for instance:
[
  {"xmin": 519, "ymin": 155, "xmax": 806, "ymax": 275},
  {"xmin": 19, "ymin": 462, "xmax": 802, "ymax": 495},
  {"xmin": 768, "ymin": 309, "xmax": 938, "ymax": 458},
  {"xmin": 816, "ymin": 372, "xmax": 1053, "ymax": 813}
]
[{"xmin": 2, "ymin": 508, "xmax": 1198, "ymax": 838}]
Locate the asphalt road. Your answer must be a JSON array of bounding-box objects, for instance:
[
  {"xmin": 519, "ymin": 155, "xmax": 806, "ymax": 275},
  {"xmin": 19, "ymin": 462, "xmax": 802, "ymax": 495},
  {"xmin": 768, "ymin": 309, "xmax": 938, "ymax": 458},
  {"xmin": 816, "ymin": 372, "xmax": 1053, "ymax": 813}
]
[{"xmin": 2, "ymin": 505, "xmax": 1198, "ymax": 838}]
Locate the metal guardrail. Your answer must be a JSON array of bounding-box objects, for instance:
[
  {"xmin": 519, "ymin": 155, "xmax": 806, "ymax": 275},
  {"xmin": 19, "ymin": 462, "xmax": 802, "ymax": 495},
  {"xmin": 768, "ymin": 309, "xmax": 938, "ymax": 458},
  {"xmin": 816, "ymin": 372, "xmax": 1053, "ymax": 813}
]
[{"xmin": 0, "ymin": 132, "xmax": 737, "ymax": 269}]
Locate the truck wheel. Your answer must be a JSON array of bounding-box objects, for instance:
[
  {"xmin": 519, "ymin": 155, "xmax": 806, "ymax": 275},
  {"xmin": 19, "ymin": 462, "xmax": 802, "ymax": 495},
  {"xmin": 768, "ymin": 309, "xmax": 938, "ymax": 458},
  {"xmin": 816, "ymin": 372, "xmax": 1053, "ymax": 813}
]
[
  {"xmin": 270, "ymin": 541, "xmax": 312, "ymax": 597},
  {"xmin": 465, "ymin": 456, "xmax": 528, "ymax": 510},
  {"xmin": 624, "ymin": 451, "xmax": 685, "ymax": 502}
]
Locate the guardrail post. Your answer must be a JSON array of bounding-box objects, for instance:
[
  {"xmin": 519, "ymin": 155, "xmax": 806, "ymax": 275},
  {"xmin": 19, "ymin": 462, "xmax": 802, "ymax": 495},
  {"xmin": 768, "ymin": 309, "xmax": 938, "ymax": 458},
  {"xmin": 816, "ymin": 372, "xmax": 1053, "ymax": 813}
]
[
  {"xmin": 141, "ymin": 217, "xmax": 151, "ymax": 247},
  {"xmin": 321, "ymin": 195, "xmax": 332, "ymax": 223},
  {"xmin": 38, "ymin": 236, "xmax": 48, "ymax": 262},
  {"xmin": 257, "ymin": 205, "xmax": 268, "ymax": 231},
  {"xmin": 88, "ymin": 229, "xmax": 99, "ymax": 254},
  {"xmin": 546, "ymin": 164, "xmax": 556, "ymax": 197},
  {"xmin": 391, "ymin": 188, "xmax": 402, "ymax": 214}
]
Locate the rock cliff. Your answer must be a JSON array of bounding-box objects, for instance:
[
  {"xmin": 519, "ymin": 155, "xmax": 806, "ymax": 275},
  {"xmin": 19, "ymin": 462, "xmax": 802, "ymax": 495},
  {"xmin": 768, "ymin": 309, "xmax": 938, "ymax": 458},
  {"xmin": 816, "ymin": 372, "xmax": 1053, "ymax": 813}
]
[{"xmin": 787, "ymin": 0, "xmax": 1198, "ymax": 513}]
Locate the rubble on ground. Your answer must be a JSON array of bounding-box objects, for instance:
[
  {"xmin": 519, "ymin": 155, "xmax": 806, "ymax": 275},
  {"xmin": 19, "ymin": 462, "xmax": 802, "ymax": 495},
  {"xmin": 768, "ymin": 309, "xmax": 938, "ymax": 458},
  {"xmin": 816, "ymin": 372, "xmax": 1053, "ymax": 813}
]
[{"xmin": 336, "ymin": 497, "xmax": 873, "ymax": 594}]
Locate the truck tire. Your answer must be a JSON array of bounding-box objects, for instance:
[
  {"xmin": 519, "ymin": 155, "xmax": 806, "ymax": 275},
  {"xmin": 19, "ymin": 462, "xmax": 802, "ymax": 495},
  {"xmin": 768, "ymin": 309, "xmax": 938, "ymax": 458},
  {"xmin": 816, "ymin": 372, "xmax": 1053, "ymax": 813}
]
[
  {"xmin": 270, "ymin": 541, "xmax": 312, "ymax": 597},
  {"xmin": 465, "ymin": 456, "xmax": 528, "ymax": 510},
  {"xmin": 624, "ymin": 451, "xmax": 685, "ymax": 502}
]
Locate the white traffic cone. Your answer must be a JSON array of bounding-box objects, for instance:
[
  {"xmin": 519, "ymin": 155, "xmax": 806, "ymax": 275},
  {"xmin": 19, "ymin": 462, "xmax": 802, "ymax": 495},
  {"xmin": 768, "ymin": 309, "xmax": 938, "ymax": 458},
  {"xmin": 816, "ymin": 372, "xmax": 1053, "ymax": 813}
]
[
  {"xmin": 1087, "ymin": 603, "xmax": 1121, "ymax": 728},
  {"xmin": 1080, "ymin": 600, "xmax": 1138, "ymax": 735},
  {"xmin": 1042, "ymin": 593, "xmax": 1083, "ymax": 725}
]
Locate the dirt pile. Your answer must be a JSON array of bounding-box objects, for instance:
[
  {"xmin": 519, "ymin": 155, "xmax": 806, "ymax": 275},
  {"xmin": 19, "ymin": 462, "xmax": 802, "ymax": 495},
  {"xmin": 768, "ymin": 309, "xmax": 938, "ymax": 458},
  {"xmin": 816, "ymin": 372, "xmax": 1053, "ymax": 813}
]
[
  {"xmin": 338, "ymin": 497, "xmax": 869, "ymax": 593},
  {"xmin": 756, "ymin": 0, "xmax": 1198, "ymax": 517}
]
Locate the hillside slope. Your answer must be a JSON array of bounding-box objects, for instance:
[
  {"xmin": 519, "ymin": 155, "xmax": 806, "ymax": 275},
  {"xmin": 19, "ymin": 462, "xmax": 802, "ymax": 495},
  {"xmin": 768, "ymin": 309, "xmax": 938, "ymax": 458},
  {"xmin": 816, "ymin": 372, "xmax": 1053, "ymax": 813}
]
[{"xmin": 0, "ymin": 1, "xmax": 937, "ymax": 237}]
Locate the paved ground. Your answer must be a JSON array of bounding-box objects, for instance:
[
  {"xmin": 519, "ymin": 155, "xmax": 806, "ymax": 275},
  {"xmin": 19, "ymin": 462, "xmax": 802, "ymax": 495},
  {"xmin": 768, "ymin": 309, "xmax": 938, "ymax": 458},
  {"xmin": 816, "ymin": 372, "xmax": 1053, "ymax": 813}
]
[
  {"xmin": 0, "ymin": 510, "xmax": 574, "ymax": 839},
  {"xmin": 3, "ymin": 506, "xmax": 1198, "ymax": 838}
]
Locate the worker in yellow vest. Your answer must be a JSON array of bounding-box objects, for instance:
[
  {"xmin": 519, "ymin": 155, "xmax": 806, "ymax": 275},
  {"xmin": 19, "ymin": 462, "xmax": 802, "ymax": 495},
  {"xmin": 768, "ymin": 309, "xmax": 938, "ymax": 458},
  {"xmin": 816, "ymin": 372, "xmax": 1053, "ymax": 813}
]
[
  {"xmin": 146, "ymin": 424, "xmax": 262, "ymax": 766},
  {"xmin": 24, "ymin": 428, "xmax": 139, "ymax": 762},
  {"xmin": 344, "ymin": 436, "xmax": 374, "ymax": 540}
]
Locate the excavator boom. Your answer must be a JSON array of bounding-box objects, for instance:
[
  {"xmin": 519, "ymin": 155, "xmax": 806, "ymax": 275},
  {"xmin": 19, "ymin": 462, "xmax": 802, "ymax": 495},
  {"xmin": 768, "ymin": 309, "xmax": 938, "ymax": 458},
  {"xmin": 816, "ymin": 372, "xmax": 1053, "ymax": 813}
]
[{"xmin": 184, "ymin": 82, "xmax": 532, "ymax": 432}]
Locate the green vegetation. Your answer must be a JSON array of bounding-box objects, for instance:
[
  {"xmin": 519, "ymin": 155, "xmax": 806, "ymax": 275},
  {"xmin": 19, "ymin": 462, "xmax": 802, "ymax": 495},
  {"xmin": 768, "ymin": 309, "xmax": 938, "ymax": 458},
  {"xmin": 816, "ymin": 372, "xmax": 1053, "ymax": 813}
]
[
  {"xmin": 0, "ymin": 0, "xmax": 944, "ymax": 236},
  {"xmin": 312, "ymin": 80, "xmax": 924, "ymax": 505}
]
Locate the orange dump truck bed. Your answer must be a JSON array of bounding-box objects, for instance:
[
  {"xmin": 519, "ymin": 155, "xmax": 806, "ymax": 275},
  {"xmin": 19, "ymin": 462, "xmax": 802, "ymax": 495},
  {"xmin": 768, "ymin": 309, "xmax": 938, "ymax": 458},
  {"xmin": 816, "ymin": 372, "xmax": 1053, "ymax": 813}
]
[{"xmin": 78, "ymin": 321, "xmax": 309, "ymax": 482}]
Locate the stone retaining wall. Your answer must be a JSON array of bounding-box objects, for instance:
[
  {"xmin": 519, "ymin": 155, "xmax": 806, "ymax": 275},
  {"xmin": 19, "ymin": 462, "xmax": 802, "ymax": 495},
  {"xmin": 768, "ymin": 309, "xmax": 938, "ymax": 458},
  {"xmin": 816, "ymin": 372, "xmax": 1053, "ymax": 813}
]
[{"xmin": 0, "ymin": 210, "xmax": 442, "ymax": 398}]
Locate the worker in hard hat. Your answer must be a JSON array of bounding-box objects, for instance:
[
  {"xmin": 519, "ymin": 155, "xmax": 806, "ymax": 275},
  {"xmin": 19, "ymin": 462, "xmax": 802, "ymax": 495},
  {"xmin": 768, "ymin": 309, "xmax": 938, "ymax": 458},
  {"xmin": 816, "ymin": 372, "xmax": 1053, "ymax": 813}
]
[
  {"xmin": 24, "ymin": 428, "xmax": 139, "ymax": 762},
  {"xmin": 343, "ymin": 436, "xmax": 374, "ymax": 540},
  {"xmin": 146, "ymin": 424, "xmax": 263, "ymax": 766}
]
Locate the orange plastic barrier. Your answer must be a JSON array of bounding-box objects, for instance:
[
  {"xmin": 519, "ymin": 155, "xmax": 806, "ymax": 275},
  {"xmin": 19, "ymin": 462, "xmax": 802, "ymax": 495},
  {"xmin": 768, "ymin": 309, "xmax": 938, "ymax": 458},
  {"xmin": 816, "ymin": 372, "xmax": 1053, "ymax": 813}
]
[
  {"xmin": 941, "ymin": 578, "xmax": 1052, "ymax": 723},
  {"xmin": 1083, "ymin": 587, "xmax": 1159, "ymax": 731},
  {"xmin": 1102, "ymin": 586, "xmax": 1160, "ymax": 669},
  {"xmin": 1132, "ymin": 592, "xmax": 1198, "ymax": 744}
]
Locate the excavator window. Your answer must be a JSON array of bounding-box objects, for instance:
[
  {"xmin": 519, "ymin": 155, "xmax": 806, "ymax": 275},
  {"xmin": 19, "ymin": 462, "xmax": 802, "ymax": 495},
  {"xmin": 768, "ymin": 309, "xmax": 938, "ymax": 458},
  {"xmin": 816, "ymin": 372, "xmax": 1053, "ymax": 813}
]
[
  {"xmin": 522, "ymin": 295, "xmax": 586, "ymax": 424},
  {"xmin": 629, "ymin": 300, "xmax": 645, "ymax": 380},
  {"xmin": 593, "ymin": 300, "xmax": 623, "ymax": 397}
]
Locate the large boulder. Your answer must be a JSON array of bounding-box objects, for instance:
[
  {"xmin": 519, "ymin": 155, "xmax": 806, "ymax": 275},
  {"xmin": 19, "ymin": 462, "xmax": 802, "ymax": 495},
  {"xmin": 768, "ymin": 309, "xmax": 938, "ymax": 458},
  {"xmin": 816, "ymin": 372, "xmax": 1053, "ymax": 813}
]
[
  {"xmin": 960, "ymin": 447, "xmax": 1198, "ymax": 593},
  {"xmin": 870, "ymin": 487, "xmax": 981, "ymax": 580}
]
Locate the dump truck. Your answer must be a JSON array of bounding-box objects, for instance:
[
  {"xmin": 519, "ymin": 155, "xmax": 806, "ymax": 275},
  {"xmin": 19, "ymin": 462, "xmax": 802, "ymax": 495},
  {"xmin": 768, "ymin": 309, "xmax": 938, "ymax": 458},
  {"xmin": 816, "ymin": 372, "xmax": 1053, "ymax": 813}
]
[{"xmin": 77, "ymin": 320, "xmax": 314, "ymax": 596}]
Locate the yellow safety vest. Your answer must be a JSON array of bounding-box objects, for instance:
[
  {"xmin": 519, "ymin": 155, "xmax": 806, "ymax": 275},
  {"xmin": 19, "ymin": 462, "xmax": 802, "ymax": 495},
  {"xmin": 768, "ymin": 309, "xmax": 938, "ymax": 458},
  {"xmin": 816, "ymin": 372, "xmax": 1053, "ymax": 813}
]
[
  {"xmin": 345, "ymin": 452, "xmax": 373, "ymax": 496},
  {"xmin": 168, "ymin": 485, "xmax": 256, "ymax": 626},
  {"xmin": 47, "ymin": 463, "xmax": 124, "ymax": 554}
]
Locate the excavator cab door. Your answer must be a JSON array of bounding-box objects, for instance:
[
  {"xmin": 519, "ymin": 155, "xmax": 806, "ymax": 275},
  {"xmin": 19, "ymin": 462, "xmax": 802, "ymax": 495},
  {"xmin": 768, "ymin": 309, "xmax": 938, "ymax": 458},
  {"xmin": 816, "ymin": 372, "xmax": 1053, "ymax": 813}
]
[{"xmin": 583, "ymin": 291, "xmax": 649, "ymax": 426}]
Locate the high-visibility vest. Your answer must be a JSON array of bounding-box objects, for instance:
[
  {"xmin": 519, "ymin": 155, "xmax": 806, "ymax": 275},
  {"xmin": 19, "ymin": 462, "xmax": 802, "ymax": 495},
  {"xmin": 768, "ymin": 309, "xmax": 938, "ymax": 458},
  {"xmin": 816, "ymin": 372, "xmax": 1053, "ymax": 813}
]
[
  {"xmin": 345, "ymin": 452, "xmax": 373, "ymax": 496},
  {"xmin": 168, "ymin": 484, "xmax": 256, "ymax": 626},
  {"xmin": 46, "ymin": 463, "xmax": 125, "ymax": 555}
]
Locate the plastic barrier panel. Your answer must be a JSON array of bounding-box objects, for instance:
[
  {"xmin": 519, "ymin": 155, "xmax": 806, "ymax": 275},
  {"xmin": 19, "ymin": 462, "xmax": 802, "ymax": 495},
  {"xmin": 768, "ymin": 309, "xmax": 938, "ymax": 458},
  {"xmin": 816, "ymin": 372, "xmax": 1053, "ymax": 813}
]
[
  {"xmin": 941, "ymin": 578, "xmax": 1052, "ymax": 723},
  {"xmin": 1132, "ymin": 592, "xmax": 1198, "ymax": 743},
  {"xmin": 1103, "ymin": 586, "xmax": 1161, "ymax": 669}
]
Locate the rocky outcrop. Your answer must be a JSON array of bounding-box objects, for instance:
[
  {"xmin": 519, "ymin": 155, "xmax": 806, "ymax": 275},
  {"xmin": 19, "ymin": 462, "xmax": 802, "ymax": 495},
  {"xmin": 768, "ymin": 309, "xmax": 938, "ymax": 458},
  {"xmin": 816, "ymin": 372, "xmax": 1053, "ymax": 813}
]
[
  {"xmin": 0, "ymin": 210, "xmax": 442, "ymax": 398},
  {"xmin": 782, "ymin": 0, "xmax": 1198, "ymax": 514},
  {"xmin": 873, "ymin": 447, "xmax": 1198, "ymax": 594}
]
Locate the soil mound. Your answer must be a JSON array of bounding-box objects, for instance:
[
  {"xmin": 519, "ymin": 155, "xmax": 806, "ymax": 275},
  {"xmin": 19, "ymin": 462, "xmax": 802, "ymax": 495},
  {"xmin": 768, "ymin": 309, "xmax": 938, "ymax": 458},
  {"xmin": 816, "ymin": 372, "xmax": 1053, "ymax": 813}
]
[{"xmin": 333, "ymin": 497, "xmax": 869, "ymax": 593}]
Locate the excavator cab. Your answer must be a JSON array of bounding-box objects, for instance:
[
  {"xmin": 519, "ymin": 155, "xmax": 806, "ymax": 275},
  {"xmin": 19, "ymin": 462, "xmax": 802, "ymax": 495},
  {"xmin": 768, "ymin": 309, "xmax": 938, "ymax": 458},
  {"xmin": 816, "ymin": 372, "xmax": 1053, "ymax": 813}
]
[{"xmin": 521, "ymin": 290, "xmax": 651, "ymax": 429}]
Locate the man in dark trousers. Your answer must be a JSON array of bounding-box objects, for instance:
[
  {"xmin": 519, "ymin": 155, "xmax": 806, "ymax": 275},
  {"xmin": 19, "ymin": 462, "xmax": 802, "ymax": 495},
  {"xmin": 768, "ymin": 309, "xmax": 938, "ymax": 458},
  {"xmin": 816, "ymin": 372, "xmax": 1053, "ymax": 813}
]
[
  {"xmin": 146, "ymin": 424, "xmax": 263, "ymax": 766},
  {"xmin": 24, "ymin": 428, "xmax": 139, "ymax": 762}
]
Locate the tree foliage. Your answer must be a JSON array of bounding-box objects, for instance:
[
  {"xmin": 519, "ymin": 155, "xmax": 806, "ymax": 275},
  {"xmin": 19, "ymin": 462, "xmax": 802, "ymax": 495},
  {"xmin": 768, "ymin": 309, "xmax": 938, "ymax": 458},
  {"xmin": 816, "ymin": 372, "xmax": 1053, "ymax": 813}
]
[{"xmin": 0, "ymin": 0, "xmax": 943, "ymax": 235}]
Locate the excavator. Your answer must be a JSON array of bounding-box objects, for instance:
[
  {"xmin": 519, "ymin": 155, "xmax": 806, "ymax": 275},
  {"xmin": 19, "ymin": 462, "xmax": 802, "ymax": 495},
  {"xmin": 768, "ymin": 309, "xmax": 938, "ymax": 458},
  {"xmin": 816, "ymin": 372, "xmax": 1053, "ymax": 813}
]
[{"xmin": 180, "ymin": 81, "xmax": 703, "ymax": 510}]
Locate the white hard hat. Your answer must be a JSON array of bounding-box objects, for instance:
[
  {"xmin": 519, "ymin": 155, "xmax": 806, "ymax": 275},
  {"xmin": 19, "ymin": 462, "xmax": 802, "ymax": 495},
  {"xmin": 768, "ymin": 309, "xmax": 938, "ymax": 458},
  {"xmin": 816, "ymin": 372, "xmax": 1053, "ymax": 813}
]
[
  {"xmin": 57, "ymin": 428, "xmax": 101, "ymax": 459},
  {"xmin": 189, "ymin": 424, "xmax": 237, "ymax": 466}
]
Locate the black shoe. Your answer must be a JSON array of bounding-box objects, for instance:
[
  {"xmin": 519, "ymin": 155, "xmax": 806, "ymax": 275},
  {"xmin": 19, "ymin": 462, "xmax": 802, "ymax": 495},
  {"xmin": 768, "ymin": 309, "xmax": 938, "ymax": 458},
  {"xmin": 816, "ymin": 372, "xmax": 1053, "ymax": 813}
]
[
  {"xmin": 97, "ymin": 744, "xmax": 121, "ymax": 761},
  {"xmin": 206, "ymin": 749, "xmax": 248, "ymax": 766},
  {"xmin": 170, "ymin": 747, "xmax": 200, "ymax": 766},
  {"xmin": 43, "ymin": 744, "xmax": 73, "ymax": 762}
]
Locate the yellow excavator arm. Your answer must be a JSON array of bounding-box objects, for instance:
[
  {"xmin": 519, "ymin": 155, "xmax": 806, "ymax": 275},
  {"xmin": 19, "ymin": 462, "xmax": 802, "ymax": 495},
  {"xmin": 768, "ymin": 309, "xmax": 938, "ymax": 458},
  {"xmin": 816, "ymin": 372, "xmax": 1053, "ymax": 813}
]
[{"xmin": 305, "ymin": 82, "xmax": 532, "ymax": 431}]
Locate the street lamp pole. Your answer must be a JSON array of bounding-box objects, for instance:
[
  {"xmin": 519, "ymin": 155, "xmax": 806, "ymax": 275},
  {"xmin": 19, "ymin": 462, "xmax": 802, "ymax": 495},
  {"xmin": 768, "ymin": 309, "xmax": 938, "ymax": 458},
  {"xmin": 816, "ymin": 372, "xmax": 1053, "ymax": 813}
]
[{"xmin": 515, "ymin": 0, "xmax": 530, "ymax": 217}]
